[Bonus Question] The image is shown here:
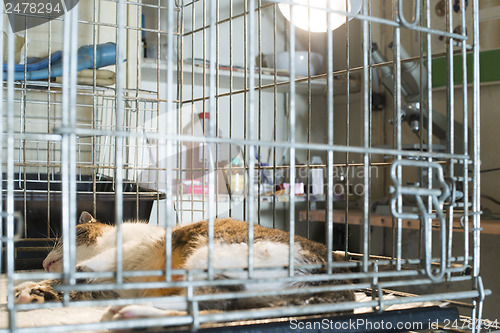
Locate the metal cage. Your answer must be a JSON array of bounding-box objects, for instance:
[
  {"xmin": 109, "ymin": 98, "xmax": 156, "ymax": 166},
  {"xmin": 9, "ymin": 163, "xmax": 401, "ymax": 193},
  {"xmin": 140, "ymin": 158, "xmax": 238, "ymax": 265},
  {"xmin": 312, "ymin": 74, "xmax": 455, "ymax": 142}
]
[{"xmin": 1, "ymin": 0, "xmax": 491, "ymax": 332}]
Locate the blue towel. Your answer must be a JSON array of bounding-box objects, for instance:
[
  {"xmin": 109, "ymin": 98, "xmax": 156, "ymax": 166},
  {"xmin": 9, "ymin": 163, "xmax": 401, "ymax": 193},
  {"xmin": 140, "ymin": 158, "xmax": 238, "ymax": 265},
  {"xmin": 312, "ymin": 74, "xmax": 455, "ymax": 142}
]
[
  {"xmin": 2, "ymin": 42, "xmax": 116, "ymax": 81},
  {"xmin": 2, "ymin": 51, "xmax": 62, "ymax": 72}
]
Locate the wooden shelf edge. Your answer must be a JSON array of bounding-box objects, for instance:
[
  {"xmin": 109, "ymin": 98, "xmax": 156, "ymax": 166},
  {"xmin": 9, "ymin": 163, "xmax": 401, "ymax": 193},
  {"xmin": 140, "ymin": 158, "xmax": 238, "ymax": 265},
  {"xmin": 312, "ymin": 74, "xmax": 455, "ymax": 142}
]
[{"xmin": 299, "ymin": 209, "xmax": 500, "ymax": 235}]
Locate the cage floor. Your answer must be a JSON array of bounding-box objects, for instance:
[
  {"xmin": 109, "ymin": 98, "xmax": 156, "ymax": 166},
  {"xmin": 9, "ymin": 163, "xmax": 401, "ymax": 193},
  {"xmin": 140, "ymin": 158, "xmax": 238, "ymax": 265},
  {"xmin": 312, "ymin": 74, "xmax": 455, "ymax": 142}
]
[
  {"xmin": 1, "ymin": 272, "xmax": 450, "ymax": 332},
  {"xmin": 0, "ymin": 271, "xmax": 108, "ymax": 332}
]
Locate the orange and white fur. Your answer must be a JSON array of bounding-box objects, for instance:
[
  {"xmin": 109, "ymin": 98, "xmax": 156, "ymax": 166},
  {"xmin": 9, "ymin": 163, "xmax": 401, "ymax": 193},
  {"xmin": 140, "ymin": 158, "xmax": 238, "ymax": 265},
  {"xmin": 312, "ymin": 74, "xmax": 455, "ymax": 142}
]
[{"xmin": 15, "ymin": 212, "xmax": 353, "ymax": 320}]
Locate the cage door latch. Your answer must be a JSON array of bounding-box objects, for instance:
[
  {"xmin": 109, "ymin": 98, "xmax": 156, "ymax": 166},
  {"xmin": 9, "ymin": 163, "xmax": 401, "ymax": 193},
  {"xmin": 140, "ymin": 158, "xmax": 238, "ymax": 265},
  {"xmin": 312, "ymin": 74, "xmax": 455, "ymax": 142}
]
[{"xmin": 389, "ymin": 159, "xmax": 450, "ymax": 282}]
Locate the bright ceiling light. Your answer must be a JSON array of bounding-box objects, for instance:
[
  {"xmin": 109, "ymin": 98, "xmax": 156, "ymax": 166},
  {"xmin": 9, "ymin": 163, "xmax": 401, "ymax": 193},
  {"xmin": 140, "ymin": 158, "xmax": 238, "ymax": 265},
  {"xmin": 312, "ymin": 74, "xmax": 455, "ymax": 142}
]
[{"xmin": 278, "ymin": 0, "xmax": 362, "ymax": 33}]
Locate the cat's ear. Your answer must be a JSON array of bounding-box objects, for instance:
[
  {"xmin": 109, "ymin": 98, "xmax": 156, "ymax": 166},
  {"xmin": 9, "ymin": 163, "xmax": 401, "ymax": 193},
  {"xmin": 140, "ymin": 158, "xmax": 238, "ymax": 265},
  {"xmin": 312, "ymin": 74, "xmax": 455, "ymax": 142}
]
[{"xmin": 79, "ymin": 211, "xmax": 96, "ymax": 224}]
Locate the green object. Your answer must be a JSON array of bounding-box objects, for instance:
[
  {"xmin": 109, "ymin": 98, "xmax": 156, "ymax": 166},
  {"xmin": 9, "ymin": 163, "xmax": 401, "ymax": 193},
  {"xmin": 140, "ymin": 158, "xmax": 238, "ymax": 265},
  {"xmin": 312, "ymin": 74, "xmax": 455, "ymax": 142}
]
[
  {"xmin": 231, "ymin": 157, "xmax": 242, "ymax": 166},
  {"xmin": 432, "ymin": 48, "xmax": 500, "ymax": 88}
]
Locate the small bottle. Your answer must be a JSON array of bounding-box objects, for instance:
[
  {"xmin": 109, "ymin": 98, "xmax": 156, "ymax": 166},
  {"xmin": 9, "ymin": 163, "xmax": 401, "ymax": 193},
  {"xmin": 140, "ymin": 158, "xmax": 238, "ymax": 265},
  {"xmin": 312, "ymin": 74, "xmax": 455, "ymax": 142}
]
[
  {"xmin": 141, "ymin": 14, "xmax": 147, "ymax": 58},
  {"xmin": 230, "ymin": 157, "xmax": 245, "ymax": 195},
  {"xmin": 196, "ymin": 112, "xmax": 210, "ymax": 167},
  {"xmin": 311, "ymin": 156, "xmax": 324, "ymax": 195},
  {"xmin": 181, "ymin": 112, "xmax": 210, "ymax": 182}
]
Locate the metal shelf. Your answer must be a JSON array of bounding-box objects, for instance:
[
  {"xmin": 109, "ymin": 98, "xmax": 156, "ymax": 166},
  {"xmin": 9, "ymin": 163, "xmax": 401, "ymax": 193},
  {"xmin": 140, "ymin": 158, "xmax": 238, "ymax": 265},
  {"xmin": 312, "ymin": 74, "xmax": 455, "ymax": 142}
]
[{"xmin": 141, "ymin": 59, "xmax": 361, "ymax": 96}]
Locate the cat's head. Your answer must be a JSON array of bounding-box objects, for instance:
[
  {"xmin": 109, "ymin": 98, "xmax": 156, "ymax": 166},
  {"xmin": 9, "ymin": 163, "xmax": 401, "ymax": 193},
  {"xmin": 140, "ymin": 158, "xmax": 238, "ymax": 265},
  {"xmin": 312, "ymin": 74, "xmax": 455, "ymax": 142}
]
[{"xmin": 43, "ymin": 211, "xmax": 111, "ymax": 272}]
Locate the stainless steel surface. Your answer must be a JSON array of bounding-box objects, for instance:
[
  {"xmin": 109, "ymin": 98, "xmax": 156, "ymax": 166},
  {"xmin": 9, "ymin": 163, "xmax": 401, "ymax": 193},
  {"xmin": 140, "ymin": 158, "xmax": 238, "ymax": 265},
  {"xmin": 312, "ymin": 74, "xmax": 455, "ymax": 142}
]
[
  {"xmin": 472, "ymin": 0, "xmax": 482, "ymax": 330},
  {"xmin": 326, "ymin": 0, "xmax": 334, "ymax": 275},
  {"xmin": 1, "ymin": 0, "xmax": 486, "ymax": 331}
]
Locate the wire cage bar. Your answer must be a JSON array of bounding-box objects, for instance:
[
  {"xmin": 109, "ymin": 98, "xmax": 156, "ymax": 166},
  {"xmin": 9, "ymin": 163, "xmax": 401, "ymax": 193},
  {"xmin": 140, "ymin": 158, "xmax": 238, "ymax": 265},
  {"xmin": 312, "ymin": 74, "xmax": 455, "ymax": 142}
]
[{"xmin": 0, "ymin": 0, "xmax": 491, "ymax": 332}]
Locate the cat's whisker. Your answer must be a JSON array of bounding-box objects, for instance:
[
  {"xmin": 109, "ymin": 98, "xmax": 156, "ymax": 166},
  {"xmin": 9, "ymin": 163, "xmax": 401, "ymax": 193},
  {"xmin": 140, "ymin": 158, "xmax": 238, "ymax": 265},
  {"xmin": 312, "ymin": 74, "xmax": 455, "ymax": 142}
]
[{"xmin": 47, "ymin": 222, "xmax": 58, "ymax": 239}]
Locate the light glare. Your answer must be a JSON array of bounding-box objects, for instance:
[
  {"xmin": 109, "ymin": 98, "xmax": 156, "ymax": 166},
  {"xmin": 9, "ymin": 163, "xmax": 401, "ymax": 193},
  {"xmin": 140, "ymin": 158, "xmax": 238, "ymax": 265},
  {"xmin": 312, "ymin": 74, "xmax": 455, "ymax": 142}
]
[{"xmin": 278, "ymin": 0, "xmax": 362, "ymax": 32}]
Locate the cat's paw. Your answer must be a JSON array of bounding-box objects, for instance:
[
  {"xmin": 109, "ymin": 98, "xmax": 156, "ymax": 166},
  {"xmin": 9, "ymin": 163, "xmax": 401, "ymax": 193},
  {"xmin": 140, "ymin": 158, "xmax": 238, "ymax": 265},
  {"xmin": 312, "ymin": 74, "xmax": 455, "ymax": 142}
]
[
  {"xmin": 101, "ymin": 304, "xmax": 185, "ymax": 321},
  {"xmin": 75, "ymin": 265, "xmax": 94, "ymax": 284},
  {"xmin": 14, "ymin": 281, "xmax": 61, "ymax": 304}
]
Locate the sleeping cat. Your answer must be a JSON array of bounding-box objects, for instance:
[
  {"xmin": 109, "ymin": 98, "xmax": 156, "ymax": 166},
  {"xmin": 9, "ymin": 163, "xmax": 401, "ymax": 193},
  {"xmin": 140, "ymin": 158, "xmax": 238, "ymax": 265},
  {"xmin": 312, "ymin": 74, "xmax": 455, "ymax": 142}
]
[{"xmin": 15, "ymin": 211, "xmax": 354, "ymax": 320}]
